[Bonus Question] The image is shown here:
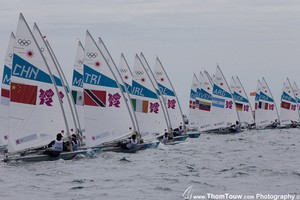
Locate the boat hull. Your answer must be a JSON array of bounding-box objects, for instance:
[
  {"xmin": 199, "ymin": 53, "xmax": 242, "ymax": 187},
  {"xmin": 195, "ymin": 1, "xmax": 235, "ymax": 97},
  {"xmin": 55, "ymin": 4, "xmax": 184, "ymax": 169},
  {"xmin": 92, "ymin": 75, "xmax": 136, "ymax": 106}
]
[
  {"xmin": 4, "ymin": 150, "xmax": 89, "ymax": 162},
  {"xmin": 185, "ymin": 131, "xmax": 201, "ymax": 138}
]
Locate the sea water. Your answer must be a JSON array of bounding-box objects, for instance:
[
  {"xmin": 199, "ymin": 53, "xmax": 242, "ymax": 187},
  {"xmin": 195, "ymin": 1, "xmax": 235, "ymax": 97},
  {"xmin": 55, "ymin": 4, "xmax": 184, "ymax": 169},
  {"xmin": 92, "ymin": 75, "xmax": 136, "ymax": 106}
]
[{"xmin": 0, "ymin": 128, "xmax": 299, "ymax": 200}]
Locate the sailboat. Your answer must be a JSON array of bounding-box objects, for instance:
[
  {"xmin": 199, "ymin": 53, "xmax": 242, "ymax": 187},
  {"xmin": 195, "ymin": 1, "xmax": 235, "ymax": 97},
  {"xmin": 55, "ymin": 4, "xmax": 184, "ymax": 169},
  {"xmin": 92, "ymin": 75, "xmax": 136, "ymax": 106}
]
[
  {"xmin": 116, "ymin": 53, "xmax": 161, "ymax": 149},
  {"xmin": 197, "ymin": 70, "xmax": 213, "ymax": 132},
  {"xmin": 153, "ymin": 57, "xmax": 200, "ymax": 138},
  {"xmin": 230, "ymin": 76, "xmax": 255, "ymax": 129},
  {"xmin": 278, "ymin": 78, "xmax": 299, "ymax": 128},
  {"xmin": 4, "ymin": 14, "xmax": 88, "ymax": 162},
  {"xmin": 130, "ymin": 54, "xmax": 168, "ymax": 140},
  {"xmin": 82, "ymin": 31, "xmax": 142, "ymax": 152},
  {"xmin": 255, "ymin": 78, "xmax": 279, "ymax": 129},
  {"xmin": 0, "ymin": 33, "xmax": 15, "ymax": 150},
  {"xmin": 139, "ymin": 53, "xmax": 187, "ymax": 143},
  {"xmin": 209, "ymin": 66, "xmax": 240, "ymax": 133},
  {"xmin": 97, "ymin": 38, "xmax": 159, "ymax": 151}
]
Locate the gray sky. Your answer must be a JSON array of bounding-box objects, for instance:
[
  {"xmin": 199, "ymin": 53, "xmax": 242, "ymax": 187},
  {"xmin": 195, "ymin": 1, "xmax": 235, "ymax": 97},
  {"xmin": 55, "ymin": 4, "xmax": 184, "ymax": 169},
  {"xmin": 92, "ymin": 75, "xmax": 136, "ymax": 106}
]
[{"xmin": 1, "ymin": 0, "xmax": 300, "ymax": 114}]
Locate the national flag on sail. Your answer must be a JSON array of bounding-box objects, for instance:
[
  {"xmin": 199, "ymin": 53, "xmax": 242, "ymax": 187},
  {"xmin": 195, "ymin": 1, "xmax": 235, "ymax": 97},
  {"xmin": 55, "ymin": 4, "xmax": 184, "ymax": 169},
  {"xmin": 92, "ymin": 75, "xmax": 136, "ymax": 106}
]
[
  {"xmin": 199, "ymin": 101, "xmax": 211, "ymax": 111},
  {"xmin": 236, "ymin": 102, "xmax": 243, "ymax": 111},
  {"xmin": 10, "ymin": 82, "xmax": 38, "ymax": 105},
  {"xmin": 258, "ymin": 101, "xmax": 269, "ymax": 110},
  {"xmin": 195, "ymin": 99, "xmax": 200, "ymax": 109},
  {"xmin": 131, "ymin": 98, "xmax": 148, "ymax": 113},
  {"xmin": 250, "ymin": 92, "xmax": 256, "ymax": 96},
  {"xmin": 1, "ymin": 88, "xmax": 10, "ymax": 106},
  {"xmin": 84, "ymin": 89, "xmax": 106, "ymax": 107},
  {"xmin": 189, "ymin": 100, "xmax": 195, "ymax": 109},
  {"xmin": 72, "ymin": 90, "xmax": 83, "ymax": 106},
  {"xmin": 281, "ymin": 101, "xmax": 291, "ymax": 110},
  {"xmin": 212, "ymin": 97, "xmax": 225, "ymax": 108}
]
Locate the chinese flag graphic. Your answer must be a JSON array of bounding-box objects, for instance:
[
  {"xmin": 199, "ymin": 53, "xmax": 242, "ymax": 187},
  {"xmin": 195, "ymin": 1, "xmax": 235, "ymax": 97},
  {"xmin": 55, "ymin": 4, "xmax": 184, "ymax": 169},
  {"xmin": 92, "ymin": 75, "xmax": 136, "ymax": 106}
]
[{"xmin": 10, "ymin": 82, "xmax": 38, "ymax": 105}]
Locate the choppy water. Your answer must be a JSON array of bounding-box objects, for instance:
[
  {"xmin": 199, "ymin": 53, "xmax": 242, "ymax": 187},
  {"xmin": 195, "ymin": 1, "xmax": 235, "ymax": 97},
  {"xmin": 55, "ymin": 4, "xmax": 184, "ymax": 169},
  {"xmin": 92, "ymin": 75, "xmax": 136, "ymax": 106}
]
[{"xmin": 1, "ymin": 129, "xmax": 300, "ymax": 200}]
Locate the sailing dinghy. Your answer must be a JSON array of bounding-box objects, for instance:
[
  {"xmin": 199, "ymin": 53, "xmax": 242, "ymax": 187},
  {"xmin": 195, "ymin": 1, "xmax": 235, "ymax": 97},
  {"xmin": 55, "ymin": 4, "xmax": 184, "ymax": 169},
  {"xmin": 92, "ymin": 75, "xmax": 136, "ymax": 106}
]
[
  {"xmin": 139, "ymin": 53, "xmax": 187, "ymax": 143},
  {"xmin": 82, "ymin": 31, "xmax": 143, "ymax": 153},
  {"xmin": 209, "ymin": 66, "xmax": 240, "ymax": 134},
  {"xmin": 230, "ymin": 76, "xmax": 255, "ymax": 129},
  {"xmin": 154, "ymin": 57, "xmax": 200, "ymax": 138},
  {"xmin": 96, "ymin": 38, "xmax": 159, "ymax": 151},
  {"xmin": 4, "ymin": 14, "xmax": 88, "ymax": 162},
  {"xmin": 255, "ymin": 77, "xmax": 280, "ymax": 129}
]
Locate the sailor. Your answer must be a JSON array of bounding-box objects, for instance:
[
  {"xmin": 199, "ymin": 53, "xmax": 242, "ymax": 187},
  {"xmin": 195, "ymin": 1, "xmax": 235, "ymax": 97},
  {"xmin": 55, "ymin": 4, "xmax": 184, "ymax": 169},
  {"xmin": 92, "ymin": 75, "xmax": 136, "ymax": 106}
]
[
  {"xmin": 43, "ymin": 133, "xmax": 64, "ymax": 157},
  {"xmin": 231, "ymin": 121, "xmax": 241, "ymax": 132},
  {"xmin": 71, "ymin": 134, "xmax": 80, "ymax": 151},
  {"xmin": 162, "ymin": 132, "xmax": 169, "ymax": 144},
  {"xmin": 271, "ymin": 119, "xmax": 279, "ymax": 128},
  {"xmin": 126, "ymin": 134, "xmax": 138, "ymax": 149},
  {"xmin": 290, "ymin": 120, "xmax": 297, "ymax": 128}
]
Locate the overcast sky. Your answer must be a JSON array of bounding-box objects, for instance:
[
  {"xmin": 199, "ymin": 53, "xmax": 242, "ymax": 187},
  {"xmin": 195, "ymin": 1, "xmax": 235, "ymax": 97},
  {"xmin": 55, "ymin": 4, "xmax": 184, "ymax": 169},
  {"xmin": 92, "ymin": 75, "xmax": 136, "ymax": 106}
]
[{"xmin": 1, "ymin": 0, "xmax": 300, "ymax": 114}]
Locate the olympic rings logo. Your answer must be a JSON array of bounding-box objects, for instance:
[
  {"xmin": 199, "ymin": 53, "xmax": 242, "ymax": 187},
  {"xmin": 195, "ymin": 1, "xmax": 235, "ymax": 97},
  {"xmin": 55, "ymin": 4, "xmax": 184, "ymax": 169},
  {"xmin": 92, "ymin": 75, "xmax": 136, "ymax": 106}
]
[
  {"xmin": 86, "ymin": 52, "xmax": 98, "ymax": 58},
  {"xmin": 155, "ymin": 71, "xmax": 163, "ymax": 76},
  {"xmin": 18, "ymin": 39, "xmax": 31, "ymax": 46},
  {"xmin": 77, "ymin": 59, "xmax": 83, "ymax": 65},
  {"xmin": 135, "ymin": 71, "xmax": 144, "ymax": 75},
  {"xmin": 119, "ymin": 69, "xmax": 127, "ymax": 73}
]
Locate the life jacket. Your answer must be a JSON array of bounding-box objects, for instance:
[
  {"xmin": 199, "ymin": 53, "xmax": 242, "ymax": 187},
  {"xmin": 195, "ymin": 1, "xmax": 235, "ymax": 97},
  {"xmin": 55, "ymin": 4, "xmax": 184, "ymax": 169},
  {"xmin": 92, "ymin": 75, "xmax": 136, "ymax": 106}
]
[
  {"xmin": 52, "ymin": 140, "xmax": 63, "ymax": 152},
  {"xmin": 130, "ymin": 138, "xmax": 137, "ymax": 144}
]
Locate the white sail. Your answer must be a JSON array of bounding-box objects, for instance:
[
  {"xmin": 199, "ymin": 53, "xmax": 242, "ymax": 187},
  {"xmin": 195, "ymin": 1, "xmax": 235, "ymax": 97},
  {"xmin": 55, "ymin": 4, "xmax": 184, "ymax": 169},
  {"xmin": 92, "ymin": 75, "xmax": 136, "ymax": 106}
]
[
  {"xmin": 8, "ymin": 14, "xmax": 68, "ymax": 153},
  {"xmin": 197, "ymin": 71, "xmax": 213, "ymax": 131},
  {"xmin": 279, "ymin": 78, "xmax": 299, "ymax": 125},
  {"xmin": 71, "ymin": 41, "xmax": 85, "ymax": 131},
  {"xmin": 83, "ymin": 31, "xmax": 133, "ymax": 147},
  {"xmin": 118, "ymin": 53, "xmax": 133, "ymax": 93},
  {"xmin": 0, "ymin": 33, "xmax": 15, "ymax": 147},
  {"xmin": 139, "ymin": 53, "xmax": 171, "ymax": 130},
  {"xmin": 131, "ymin": 54, "xmax": 168, "ymax": 139},
  {"xmin": 188, "ymin": 73, "xmax": 200, "ymax": 129},
  {"xmin": 231, "ymin": 76, "xmax": 254, "ymax": 127},
  {"xmin": 211, "ymin": 66, "xmax": 239, "ymax": 129},
  {"xmin": 32, "ymin": 23, "xmax": 77, "ymax": 133},
  {"xmin": 97, "ymin": 38, "xmax": 138, "ymax": 132},
  {"xmin": 292, "ymin": 81, "xmax": 300, "ymax": 119},
  {"xmin": 153, "ymin": 57, "xmax": 184, "ymax": 129},
  {"xmin": 255, "ymin": 77, "xmax": 279, "ymax": 128}
]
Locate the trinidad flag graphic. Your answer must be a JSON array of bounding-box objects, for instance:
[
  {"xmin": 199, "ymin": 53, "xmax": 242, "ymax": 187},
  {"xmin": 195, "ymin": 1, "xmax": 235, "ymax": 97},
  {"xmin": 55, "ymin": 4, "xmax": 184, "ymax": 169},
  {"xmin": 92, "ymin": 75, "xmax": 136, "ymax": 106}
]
[{"xmin": 84, "ymin": 89, "xmax": 106, "ymax": 107}]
